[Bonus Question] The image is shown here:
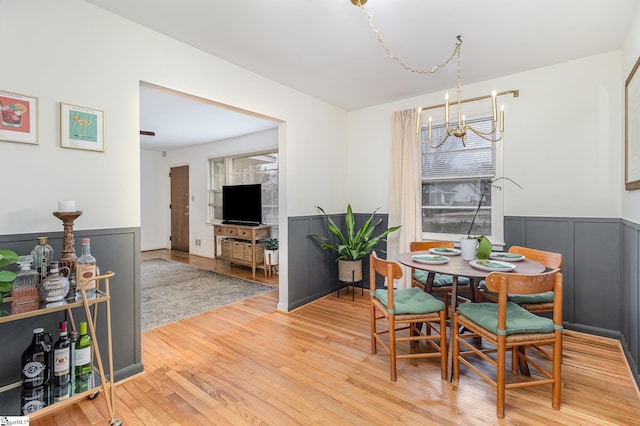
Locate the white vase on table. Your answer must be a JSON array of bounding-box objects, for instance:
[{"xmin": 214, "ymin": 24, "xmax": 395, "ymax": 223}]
[{"xmin": 460, "ymin": 237, "xmax": 477, "ymax": 261}]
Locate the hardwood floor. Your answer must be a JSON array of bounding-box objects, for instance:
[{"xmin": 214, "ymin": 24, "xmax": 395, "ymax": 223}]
[{"xmin": 31, "ymin": 251, "xmax": 640, "ymax": 425}]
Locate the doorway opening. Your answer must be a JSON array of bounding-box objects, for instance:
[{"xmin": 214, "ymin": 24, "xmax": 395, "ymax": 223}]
[{"xmin": 139, "ymin": 82, "xmax": 282, "ymax": 285}]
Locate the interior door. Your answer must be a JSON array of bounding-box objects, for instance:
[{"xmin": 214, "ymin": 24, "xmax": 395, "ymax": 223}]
[{"xmin": 170, "ymin": 165, "xmax": 189, "ymax": 252}]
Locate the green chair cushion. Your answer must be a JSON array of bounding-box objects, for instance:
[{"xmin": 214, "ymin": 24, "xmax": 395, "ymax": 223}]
[
  {"xmin": 478, "ymin": 281, "xmax": 554, "ymax": 304},
  {"xmin": 457, "ymin": 301, "xmax": 554, "ymax": 335},
  {"xmin": 412, "ymin": 270, "xmax": 470, "ymax": 287},
  {"xmin": 374, "ymin": 287, "xmax": 445, "ymax": 315}
]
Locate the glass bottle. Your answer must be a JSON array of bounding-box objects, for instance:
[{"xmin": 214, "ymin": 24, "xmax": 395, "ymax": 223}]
[
  {"xmin": 31, "ymin": 236, "xmax": 54, "ymax": 282},
  {"xmin": 69, "ymin": 329, "xmax": 78, "ymax": 396},
  {"xmin": 52, "ymin": 321, "xmax": 71, "ymax": 402},
  {"xmin": 74, "ymin": 321, "xmax": 92, "ymax": 394},
  {"xmin": 21, "ymin": 327, "xmax": 52, "ymax": 389},
  {"xmin": 76, "ymin": 238, "xmax": 97, "ymax": 296},
  {"xmin": 11, "ymin": 255, "xmax": 40, "ymax": 314},
  {"xmin": 38, "ymin": 261, "xmax": 70, "ymax": 303},
  {"xmin": 21, "ymin": 384, "xmax": 49, "ymax": 415}
]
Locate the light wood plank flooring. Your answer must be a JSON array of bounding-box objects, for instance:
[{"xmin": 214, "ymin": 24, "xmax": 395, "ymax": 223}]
[{"xmin": 31, "ymin": 251, "xmax": 640, "ymax": 425}]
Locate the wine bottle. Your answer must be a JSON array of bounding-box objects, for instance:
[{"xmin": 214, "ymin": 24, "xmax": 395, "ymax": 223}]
[
  {"xmin": 21, "ymin": 327, "xmax": 52, "ymax": 389},
  {"xmin": 76, "ymin": 238, "xmax": 97, "ymax": 296},
  {"xmin": 74, "ymin": 321, "xmax": 92, "ymax": 393},
  {"xmin": 52, "ymin": 321, "xmax": 71, "ymax": 402}
]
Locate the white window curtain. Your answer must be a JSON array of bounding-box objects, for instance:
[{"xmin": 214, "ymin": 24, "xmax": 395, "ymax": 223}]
[{"xmin": 387, "ymin": 108, "xmax": 422, "ymax": 288}]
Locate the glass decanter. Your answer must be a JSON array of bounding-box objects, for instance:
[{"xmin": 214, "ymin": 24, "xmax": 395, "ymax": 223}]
[{"xmin": 11, "ymin": 255, "xmax": 40, "ymax": 314}]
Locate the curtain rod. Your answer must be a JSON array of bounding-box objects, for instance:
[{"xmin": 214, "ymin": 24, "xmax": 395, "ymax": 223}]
[{"xmin": 418, "ymin": 89, "xmax": 519, "ymax": 112}]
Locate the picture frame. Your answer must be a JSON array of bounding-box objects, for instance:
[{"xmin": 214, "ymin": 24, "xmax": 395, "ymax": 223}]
[
  {"xmin": 60, "ymin": 102, "xmax": 104, "ymax": 152},
  {"xmin": 0, "ymin": 90, "xmax": 38, "ymax": 145},
  {"xmin": 625, "ymin": 56, "xmax": 640, "ymax": 190}
]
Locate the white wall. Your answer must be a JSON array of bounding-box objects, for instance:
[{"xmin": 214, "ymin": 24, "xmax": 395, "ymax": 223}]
[
  {"xmin": 348, "ymin": 51, "xmax": 623, "ymax": 220},
  {"xmin": 1, "ymin": 0, "xmax": 350, "ymax": 312},
  {"xmin": 622, "ymin": 7, "xmax": 640, "ymax": 223},
  {"xmin": 140, "ymin": 150, "xmax": 168, "ymax": 250}
]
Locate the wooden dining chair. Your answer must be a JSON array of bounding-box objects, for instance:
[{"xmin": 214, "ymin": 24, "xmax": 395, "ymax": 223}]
[
  {"xmin": 479, "ymin": 246, "xmax": 562, "ymax": 314},
  {"xmin": 452, "ymin": 270, "xmax": 563, "ymax": 419},
  {"xmin": 409, "ymin": 241, "xmax": 474, "ymax": 301},
  {"xmin": 369, "ymin": 251, "xmax": 448, "ymax": 381}
]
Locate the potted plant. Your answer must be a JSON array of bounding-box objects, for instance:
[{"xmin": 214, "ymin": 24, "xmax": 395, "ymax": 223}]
[
  {"xmin": 307, "ymin": 204, "xmax": 400, "ymax": 282},
  {"xmin": 461, "ymin": 177, "xmax": 522, "ymax": 260},
  {"xmin": 262, "ymin": 237, "xmax": 279, "ymax": 266},
  {"xmin": 0, "ymin": 249, "xmax": 20, "ymax": 303}
]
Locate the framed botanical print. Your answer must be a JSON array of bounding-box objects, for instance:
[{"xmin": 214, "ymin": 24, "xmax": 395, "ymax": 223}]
[
  {"xmin": 625, "ymin": 56, "xmax": 640, "ymax": 190},
  {"xmin": 60, "ymin": 102, "xmax": 105, "ymax": 152},
  {"xmin": 0, "ymin": 90, "xmax": 38, "ymax": 145}
]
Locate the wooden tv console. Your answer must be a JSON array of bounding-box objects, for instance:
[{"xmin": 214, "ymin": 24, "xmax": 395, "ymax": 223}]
[{"xmin": 213, "ymin": 223, "xmax": 271, "ymax": 277}]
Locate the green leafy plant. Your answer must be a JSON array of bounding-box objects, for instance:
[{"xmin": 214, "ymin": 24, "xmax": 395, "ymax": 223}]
[
  {"xmin": 307, "ymin": 204, "xmax": 401, "ymax": 261},
  {"xmin": 262, "ymin": 238, "xmax": 279, "ymax": 251},
  {"xmin": 0, "ymin": 249, "xmax": 20, "ymax": 303},
  {"xmin": 466, "ymin": 177, "xmax": 522, "ymax": 260}
]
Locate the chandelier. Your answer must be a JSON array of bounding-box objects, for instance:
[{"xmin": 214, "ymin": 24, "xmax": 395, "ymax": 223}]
[{"xmin": 350, "ymin": 0, "xmax": 518, "ymax": 148}]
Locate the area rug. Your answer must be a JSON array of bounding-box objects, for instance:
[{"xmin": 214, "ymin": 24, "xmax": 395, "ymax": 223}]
[{"xmin": 141, "ymin": 258, "xmax": 275, "ymax": 331}]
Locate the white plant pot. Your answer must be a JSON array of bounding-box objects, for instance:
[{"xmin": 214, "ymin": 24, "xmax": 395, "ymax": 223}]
[
  {"xmin": 338, "ymin": 259, "xmax": 363, "ymax": 283},
  {"xmin": 460, "ymin": 237, "xmax": 478, "ymax": 261},
  {"xmin": 265, "ymin": 249, "xmax": 279, "ymax": 266}
]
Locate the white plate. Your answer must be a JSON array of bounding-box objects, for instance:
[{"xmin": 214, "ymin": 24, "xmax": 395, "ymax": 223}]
[
  {"xmin": 429, "ymin": 247, "xmax": 461, "ymax": 256},
  {"xmin": 489, "ymin": 252, "xmax": 525, "ymax": 262},
  {"xmin": 412, "ymin": 254, "xmax": 450, "ymax": 264},
  {"xmin": 469, "ymin": 259, "xmax": 516, "ymax": 272}
]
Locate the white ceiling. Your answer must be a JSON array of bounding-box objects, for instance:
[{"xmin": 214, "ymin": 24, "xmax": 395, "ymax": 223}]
[
  {"xmin": 87, "ymin": 0, "xmax": 640, "ymax": 150},
  {"xmin": 139, "ymin": 83, "xmax": 279, "ymax": 152}
]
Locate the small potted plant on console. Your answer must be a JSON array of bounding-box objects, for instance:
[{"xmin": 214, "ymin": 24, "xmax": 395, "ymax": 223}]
[{"xmin": 262, "ymin": 238, "xmax": 279, "ymax": 267}]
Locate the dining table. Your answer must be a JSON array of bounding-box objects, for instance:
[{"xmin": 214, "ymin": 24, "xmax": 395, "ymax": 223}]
[{"xmin": 397, "ymin": 250, "xmax": 545, "ymax": 381}]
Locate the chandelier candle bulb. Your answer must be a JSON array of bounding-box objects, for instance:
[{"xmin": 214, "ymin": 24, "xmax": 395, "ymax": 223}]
[
  {"xmin": 445, "ymin": 93, "xmax": 449, "ymax": 125},
  {"xmin": 492, "ymin": 90, "xmax": 498, "ymax": 121},
  {"xmin": 500, "ymin": 105, "xmax": 505, "ymax": 132}
]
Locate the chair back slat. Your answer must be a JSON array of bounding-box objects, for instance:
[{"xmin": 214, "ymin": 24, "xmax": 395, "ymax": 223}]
[
  {"xmin": 370, "ymin": 251, "xmax": 402, "ymax": 280},
  {"xmin": 409, "ymin": 241, "xmax": 455, "ymax": 252},
  {"xmin": 509, "ymin": 246, "xmax": 562, "ymax": 269},
  {"xmin": 484, "ymin": 270, "xmax": 559, "ymax": 295},
  {"xmin": 370, "ymin": 251, "xmax": 403, "ymax": 311}
]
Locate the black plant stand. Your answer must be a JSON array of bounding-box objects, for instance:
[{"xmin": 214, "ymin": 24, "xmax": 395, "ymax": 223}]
[{"xmin": 338, "ymin": 270, "xmax": 364, "ymax": 301}]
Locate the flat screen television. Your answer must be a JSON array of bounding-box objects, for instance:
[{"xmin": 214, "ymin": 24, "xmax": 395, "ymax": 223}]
[{"xmin": 222, "ymin": 184, "xmax": 262, "ymax": 226}]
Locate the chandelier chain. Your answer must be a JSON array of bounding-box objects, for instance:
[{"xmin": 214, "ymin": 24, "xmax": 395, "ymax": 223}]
[{"xmin": 356, "ymin": 2, "xmax": 461, "ymax": 75}]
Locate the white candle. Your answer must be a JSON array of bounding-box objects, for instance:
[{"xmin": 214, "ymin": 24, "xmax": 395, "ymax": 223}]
[
  {"xmin": 58, "ymin": 200, "xmax": 76, "ymax": 212},
  {"xmin": 444, "ymin": 93, "xmax": 450, "ymax": 126}
]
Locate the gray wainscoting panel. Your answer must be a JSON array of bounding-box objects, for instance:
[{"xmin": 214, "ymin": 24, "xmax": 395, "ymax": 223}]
[
  {"xmin": 623, "ymin": 220, "xmax": 640, "ymax": 385},
  {"xmin": 0, "ymin": 228, "xmax": 143, "ymax": 387},
  {"xmin": 287, "ymin": 212, "xmax": 388, "ymax": 310},
  {"xmin": 506, "ymin": 216, "xmax": 638, "ymax": 387},
  {"xmin": 574, "ymin": 221, "xmax": 622, "ymax": 331}
]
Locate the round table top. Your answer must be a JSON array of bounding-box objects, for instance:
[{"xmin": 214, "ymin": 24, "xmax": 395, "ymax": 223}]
[{"xmin": 397, "ymin": 251, "xmax": 545, "ymax": 279}]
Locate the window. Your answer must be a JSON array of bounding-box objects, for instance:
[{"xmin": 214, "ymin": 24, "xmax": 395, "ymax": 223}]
[
  {"xmin": 420, "ymin": 116, "xmax": 501, "ymax": 241},
  {"xmin": 208, "ymin": 150, "xmax": 279, "ymax": 225}
]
